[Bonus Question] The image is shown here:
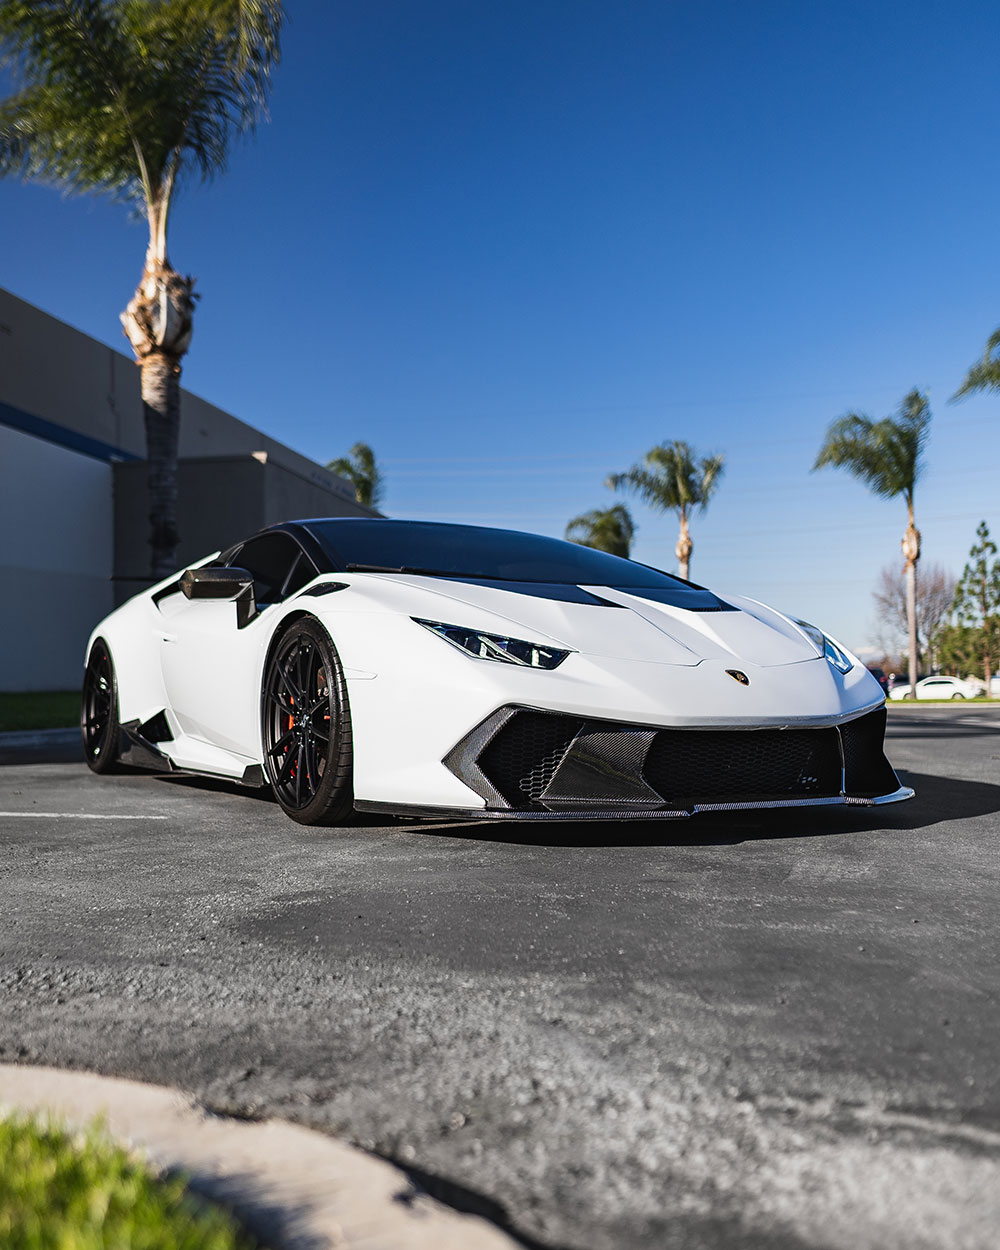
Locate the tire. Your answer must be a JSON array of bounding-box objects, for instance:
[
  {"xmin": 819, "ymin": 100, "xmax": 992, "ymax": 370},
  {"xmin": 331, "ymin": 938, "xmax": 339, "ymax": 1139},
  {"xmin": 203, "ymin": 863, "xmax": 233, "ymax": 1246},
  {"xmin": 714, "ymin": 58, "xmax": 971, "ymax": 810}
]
[
  {"xmin": 952, "ymin": 692, "xmax": 965, "ymax": 700},
  {"xmin": 261, "ymin": 617, "xmax": 354, "ymax": 826},
  {"xmin": 81, "ymin": 639, "xmax": 123, "ymax": 773}
]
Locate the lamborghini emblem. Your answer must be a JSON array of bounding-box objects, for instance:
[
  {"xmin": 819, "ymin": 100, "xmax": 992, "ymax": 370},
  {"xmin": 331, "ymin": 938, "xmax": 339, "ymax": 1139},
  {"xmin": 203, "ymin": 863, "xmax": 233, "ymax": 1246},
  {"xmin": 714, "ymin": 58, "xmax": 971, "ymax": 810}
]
[{"xmin": 726, "ymin": 669, "xmax": 750, "ymax": 686}]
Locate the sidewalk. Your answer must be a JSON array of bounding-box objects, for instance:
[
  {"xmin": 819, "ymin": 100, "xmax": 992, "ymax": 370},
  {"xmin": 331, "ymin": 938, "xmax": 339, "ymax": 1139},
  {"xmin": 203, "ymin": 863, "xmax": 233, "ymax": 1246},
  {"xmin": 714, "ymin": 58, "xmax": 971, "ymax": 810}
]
[{"xmin": 0, "ymin": 1064, "xmax": 519, "ymax": 1250}]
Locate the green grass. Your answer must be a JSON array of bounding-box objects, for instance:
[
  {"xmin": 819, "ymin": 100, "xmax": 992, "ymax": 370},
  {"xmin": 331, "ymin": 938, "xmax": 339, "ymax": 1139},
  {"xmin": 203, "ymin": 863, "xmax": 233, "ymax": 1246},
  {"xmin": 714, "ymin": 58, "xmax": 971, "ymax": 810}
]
[
  {"xmin": 0, "ymin": 1115, "xmax": 261, "ymax": 1250},
  {"xmin": 0, "ymin": 691, "xmax": 80, "ymax": 733}
]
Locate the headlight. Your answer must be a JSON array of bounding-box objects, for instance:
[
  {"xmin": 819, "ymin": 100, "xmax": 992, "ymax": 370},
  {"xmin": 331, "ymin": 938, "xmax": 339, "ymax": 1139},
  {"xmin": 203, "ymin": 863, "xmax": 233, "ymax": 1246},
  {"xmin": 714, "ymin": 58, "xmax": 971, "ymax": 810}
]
[
  {"xmin": 413, "ymin": 619, "xmax": 571, "ymax": 669},
  {"xmin": 794, "ymin": 619, "xmax": 854, "ymax": 675}
]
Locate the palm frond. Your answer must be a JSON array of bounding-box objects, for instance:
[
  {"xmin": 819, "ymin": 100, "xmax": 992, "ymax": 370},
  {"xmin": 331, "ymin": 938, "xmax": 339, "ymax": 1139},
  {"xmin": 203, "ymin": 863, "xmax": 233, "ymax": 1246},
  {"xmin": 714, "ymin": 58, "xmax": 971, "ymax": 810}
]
[
  {"xmin": 813, "ymin": 391, "xmax": 929, "ymax": 502},
  {"xmin": 0, "ymin": 0, "xmax": 283, "ymax": 213},
  {"xmin": 608, "ymin": 441, "xmax": 726, "ymax": 516},
  {"xmin": 953, "ymin": 327, "xmax": 1000, "ymax": 400},
  {"xmin": 695, "ymin": 453, "xmax": 725, "ymax": 513},
  {"xmin": 328, "ymin": 441, "xmax": 382, "ymax": 509},
  {"xmin": 565, "ymin": 504, "xmax": 635, "ymax": 557},
  {"xmin": 0, "ymin": 2, "xmax": 143, "ymax": 198},
  {"xmin": 606, "ymin": 466, "xmax": 668, "ymax": 506}
]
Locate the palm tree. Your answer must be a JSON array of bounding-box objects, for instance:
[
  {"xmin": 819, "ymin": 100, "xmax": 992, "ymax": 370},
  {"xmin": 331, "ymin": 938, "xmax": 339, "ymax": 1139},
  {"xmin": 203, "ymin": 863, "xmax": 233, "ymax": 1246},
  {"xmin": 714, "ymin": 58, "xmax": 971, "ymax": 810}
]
[
  {"xmin": 565, "ymin": 504, "xmax": 635, "ymax": 558},
  {"xmin": 607, "ymin": 441, "xmax": 724, "ymax": 579},
  {"xmin": 813, "ymin": 389, "xmax": 930, "ymax": 696},
  {"xmin": 0, "ymin": 0, "xmax": 283, "ymax": 578},
  {"xmin": 327, "ymin": 442, "xmax": 383, "ymax": 510},
  {"xmin": 954, "ymin": 328, "xmax": 1000, "ymax": 399}
]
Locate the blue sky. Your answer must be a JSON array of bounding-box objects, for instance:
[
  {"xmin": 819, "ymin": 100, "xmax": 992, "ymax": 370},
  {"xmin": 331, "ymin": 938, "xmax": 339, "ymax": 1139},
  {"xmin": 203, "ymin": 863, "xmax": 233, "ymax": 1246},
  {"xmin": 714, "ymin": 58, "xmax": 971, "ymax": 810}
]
[{"xmin": 3, "ymin": 0, "xmax": 999, "ymax": 654}]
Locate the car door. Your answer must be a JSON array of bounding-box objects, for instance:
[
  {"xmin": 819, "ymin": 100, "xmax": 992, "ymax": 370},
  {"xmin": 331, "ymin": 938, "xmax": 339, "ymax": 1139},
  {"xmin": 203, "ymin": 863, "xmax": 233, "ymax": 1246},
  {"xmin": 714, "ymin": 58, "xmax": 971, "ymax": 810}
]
[{"xmin": 158, "ymin": 532, "xmax": 318, "ymax": 759}]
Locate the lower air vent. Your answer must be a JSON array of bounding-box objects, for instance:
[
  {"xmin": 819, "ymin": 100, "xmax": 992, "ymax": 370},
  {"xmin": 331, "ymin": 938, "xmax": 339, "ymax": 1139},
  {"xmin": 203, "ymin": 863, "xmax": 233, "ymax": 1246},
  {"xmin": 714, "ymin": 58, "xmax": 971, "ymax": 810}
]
[
  {"xmin": 475, "ymin": 711, "xmax": 584, "ymax": 808},
  {"xmin": 642, "ymin": 727, "xmax": 842, "ymax": 805},
  {"xmin": 840, "ymin": 707, "xmax": 899, "ymax": 797}
]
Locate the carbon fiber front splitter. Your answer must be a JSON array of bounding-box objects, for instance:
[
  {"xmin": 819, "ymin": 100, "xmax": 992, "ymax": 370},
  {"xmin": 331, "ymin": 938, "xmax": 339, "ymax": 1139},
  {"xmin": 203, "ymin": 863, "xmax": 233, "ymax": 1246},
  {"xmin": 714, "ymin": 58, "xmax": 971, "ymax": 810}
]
[{"xmin": 354, "ymin": 785, "xmax": 914, "ymax": 822}]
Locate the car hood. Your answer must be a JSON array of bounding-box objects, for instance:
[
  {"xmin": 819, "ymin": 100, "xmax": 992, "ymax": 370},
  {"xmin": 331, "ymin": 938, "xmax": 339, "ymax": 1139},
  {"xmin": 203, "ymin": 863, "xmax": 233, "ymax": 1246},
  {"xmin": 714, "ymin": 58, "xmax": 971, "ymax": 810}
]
[{"xmin": 363, "ymin": 574, "xmax": 823, "ymax": 669}]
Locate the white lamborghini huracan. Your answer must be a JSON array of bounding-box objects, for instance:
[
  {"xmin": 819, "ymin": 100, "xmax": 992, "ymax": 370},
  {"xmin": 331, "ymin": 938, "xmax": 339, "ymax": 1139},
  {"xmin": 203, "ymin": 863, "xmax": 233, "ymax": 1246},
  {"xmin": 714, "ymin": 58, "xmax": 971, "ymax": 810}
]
[{"xmin": 81, "ymin": 518, "xmax": 912, "ymax": 825}]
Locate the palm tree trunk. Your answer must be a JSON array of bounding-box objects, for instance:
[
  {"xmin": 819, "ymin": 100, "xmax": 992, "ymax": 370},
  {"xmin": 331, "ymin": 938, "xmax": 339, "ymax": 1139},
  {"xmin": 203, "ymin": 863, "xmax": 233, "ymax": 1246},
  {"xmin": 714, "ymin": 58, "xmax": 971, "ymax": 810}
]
[
  {"xmin": 901, "ymin": 501, "xmax": 921, "ymax": 697},
  {"xmin": 675, "ymin": 514, "xmax": 693, "ymax": 580},
  {"xmin": 141, "ymin": 354, "xmax": 181, "ymax": 579},
  {"xmin": 905, "ymin": 558, "xmax": 918, "ymax": 694},
  {"xmin": 121, "ymin": 251, "xmax": 196, "ymax": 579}
]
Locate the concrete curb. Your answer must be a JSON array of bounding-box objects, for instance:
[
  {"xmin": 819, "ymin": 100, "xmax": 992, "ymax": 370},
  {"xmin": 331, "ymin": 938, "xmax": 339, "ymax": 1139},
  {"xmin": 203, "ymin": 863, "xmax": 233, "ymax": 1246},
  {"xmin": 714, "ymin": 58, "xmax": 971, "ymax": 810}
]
[
  {"xmin": 0, "ymin": 727, "xmax": 79, "ymax": 742},
  {"xmin": 0, "ymin": 1064, "xmax": 519, "ymax": 1250}
]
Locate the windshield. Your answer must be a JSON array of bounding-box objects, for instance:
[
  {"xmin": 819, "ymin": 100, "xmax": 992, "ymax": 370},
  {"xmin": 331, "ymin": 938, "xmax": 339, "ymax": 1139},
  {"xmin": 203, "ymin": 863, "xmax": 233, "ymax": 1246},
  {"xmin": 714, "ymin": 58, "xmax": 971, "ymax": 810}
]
[{"xmin": 302, "ymin": 519, "xmax": 732, "ymax": 609}]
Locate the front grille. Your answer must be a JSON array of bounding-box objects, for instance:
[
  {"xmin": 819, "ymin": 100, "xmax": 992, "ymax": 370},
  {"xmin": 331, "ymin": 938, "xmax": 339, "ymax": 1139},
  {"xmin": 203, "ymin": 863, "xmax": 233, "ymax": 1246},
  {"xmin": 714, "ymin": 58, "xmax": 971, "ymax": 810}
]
[
  {"xmin": 470, "ymin": 708, "xmax": 860, "ymax": 811},
  {"xmin": 642, "ymin": 727, "xmax": 842, "ymax": 805},
  {"xmin": 463, "ymin": 706, "xmax": 898, "ymax": 812}
]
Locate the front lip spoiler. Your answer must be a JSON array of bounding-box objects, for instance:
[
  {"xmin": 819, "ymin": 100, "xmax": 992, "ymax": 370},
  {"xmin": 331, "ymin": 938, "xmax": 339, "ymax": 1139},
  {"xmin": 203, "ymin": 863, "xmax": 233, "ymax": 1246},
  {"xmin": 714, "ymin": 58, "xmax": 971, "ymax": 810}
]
[{"xmin": 355, "ymin": 786, "xmax": 914, "ymax": 823}]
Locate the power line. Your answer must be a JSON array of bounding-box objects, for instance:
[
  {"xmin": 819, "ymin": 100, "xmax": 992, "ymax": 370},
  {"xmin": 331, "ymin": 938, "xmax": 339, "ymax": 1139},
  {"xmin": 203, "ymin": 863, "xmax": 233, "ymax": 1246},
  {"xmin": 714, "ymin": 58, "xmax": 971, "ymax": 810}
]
[
  {"xmin": 380, "ymin": 410, "xmax": 997, "ymax": 466},
  {"xmin": 395, "ymin": 508, "xmax": 994, "ymax": 538}
]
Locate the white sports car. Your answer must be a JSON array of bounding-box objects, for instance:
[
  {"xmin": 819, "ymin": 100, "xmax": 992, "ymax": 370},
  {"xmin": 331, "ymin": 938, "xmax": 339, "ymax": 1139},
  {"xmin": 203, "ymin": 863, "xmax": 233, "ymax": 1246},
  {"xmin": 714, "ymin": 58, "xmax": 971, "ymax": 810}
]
[
  {"xmin": 888, "ymin": 675, "xmax": 980, "ymax": 701},
  {"xmin": 81, "ymin": 518, "xmax": 912, "ymax": 825}
]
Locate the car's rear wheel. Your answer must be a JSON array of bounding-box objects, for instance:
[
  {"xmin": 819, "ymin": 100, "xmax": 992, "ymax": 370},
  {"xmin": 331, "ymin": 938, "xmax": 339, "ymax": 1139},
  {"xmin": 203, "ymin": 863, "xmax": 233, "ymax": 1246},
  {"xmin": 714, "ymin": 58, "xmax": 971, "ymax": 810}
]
[
  {"xmin": 81, "ymin": 639, "xmax": 122, "ymax": 773},
  {"xmin": 261, "ymin": 617, "xmax": 354, "ymax": 826},
  {"xmin": 952, "ymin": 692, "xmax": 965, "ymax": 700}
]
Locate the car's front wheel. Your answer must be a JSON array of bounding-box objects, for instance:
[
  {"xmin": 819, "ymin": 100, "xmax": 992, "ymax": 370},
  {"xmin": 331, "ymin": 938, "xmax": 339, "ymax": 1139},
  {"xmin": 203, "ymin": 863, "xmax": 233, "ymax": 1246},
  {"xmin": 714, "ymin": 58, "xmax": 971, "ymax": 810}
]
[
  {"xmin": 81, "ymin": 639, "xmax": 122, "ymax": 773},
  {"xmin": 952, "ymin": 692, "xmax": 965, "ymax": 700},
  {"xmin": 261, "ymin": 617, "xmax": 354, "ymax": 826}
]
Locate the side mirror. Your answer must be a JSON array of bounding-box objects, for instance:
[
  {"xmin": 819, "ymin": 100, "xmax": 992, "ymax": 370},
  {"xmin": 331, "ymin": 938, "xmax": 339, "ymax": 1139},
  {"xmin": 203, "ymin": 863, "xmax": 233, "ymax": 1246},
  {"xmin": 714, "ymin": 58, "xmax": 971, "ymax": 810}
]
[{"xmin": 179, "ymin": 566, "xmax": 258, "ymax": 628}]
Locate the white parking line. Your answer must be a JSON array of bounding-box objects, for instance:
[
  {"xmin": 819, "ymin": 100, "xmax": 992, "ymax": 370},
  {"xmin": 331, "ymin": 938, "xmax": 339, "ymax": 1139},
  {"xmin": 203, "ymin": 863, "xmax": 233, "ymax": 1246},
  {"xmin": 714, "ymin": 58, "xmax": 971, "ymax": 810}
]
[{"xmin": 0, "ymin": 812, "xmax": 168, "ymax": 821}]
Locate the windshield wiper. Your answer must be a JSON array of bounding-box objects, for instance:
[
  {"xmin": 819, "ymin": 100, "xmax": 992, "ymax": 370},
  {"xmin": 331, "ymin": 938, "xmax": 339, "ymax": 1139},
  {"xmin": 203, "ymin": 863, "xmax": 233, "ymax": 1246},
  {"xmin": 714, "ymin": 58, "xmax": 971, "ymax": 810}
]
[{"xmin": 344, "ymin": 563, "xmax": 493, "ymax": 578}]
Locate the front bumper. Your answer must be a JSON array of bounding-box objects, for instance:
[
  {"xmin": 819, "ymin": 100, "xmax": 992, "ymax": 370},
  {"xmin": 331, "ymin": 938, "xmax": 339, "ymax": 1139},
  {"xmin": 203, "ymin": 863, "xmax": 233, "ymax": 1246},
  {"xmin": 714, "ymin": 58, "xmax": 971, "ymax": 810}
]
[{"xmin": 417, "ymin": 702, "xmax": 912, "ymax": 819}]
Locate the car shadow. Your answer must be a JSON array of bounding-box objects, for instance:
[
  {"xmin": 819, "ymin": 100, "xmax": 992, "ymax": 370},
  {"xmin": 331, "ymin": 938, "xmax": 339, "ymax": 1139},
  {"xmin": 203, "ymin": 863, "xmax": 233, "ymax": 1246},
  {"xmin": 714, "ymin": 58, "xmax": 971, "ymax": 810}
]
[
  {"xmin": 399, "ymin": 770, "xmax": 1000, "ymax": 848},
  {"xmin": 144, "ymin": 768, "xmax": 1000, "ymax": 847},
  {"xmin": 874, "ymin": 769, "xmax": 1000, "ymax": 828}
]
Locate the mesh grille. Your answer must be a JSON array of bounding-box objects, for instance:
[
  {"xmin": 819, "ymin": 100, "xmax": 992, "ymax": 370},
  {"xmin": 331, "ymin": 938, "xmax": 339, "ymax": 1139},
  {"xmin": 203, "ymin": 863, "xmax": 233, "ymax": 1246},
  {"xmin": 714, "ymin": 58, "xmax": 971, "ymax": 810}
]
[
  {"xmin": 476, "ymin": 712, "xmax": 585, "ymax": 808},
  {"xmin": 643, "ymin": 727, "xmax": 842, "ymax": 804},
  {"xmin": 473, "ymin": 709, "xmax": 850, "ymax": 810}
]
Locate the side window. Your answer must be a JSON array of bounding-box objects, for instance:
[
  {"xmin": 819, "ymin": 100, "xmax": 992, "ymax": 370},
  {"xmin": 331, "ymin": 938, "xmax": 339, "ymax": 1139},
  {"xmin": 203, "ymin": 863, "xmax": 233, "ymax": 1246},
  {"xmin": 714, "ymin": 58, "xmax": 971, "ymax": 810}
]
[{"xmin": 229, "ymin": 533, "xmax": 316, "ymax": 607}]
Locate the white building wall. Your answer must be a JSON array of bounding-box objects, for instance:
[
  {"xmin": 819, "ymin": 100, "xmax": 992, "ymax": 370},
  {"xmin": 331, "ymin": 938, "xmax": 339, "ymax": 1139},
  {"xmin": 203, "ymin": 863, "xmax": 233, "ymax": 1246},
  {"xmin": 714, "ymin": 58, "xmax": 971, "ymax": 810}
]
[
  {"xmin": 0, "ymin": 287, "xmax": 360, "ymax": 505},
  {"xmin": 0, "ymin": 423, "xmax": 113, "ymax": 690},
  {"xmin": 0, "ymin": 285, "xmax": 375, "ymax": 690}
]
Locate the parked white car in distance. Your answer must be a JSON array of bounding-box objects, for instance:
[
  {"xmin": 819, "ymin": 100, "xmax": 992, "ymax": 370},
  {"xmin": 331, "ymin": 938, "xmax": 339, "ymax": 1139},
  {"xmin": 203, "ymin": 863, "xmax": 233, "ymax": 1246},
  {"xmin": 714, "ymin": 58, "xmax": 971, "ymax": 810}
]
[{"xmin": 889, "ymin": 675, "xmax": 981, "ymax": 701}]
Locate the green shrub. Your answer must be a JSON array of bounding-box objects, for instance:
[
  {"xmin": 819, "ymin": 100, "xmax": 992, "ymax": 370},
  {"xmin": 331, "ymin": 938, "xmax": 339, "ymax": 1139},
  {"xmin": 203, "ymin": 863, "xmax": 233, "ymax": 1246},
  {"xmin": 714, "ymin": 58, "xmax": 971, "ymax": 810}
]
[{"xmin": 0, "ymin": 1115, "xmax": 261, "ymax": 1250}]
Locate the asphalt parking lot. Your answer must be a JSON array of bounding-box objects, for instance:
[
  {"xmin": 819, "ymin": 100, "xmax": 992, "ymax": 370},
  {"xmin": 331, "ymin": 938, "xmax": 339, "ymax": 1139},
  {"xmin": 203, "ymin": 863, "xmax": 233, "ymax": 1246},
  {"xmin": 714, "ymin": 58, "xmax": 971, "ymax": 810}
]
[{"xmin": 1, "ymin": 706, "xmax": 999, "ymax": 1250}]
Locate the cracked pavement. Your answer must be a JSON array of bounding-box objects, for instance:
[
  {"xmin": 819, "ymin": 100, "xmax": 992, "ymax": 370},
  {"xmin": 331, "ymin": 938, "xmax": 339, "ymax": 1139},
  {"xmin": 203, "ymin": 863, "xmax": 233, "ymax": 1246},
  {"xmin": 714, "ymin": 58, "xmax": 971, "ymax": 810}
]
[{"xmin": 1, "ymin": 705, "xmax": 999, "ymax": 1248}]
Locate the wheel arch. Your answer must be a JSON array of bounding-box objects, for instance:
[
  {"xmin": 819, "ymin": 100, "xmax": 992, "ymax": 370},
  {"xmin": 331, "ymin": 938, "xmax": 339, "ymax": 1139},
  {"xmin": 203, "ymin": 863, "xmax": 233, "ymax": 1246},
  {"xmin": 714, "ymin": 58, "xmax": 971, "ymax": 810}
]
[
  {"xmin": 260, "ymin": 607, "xmax": 326, "ymax": 676},
  {"xmin": 81, "ymin": 635, "xmax": 123, "ymax": 773},
  {"xmin": 259, "ymin": 611, "xmax": 354, "ymax": 825}
]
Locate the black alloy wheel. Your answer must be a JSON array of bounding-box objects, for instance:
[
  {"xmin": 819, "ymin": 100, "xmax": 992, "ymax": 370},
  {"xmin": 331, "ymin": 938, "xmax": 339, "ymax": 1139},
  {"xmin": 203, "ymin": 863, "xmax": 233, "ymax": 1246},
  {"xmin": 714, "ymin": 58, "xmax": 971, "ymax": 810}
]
[
  {"xmin": 261, "ymin": 617, "xmax": 353, "ymax": 825},
  {"xmin": 81, "ymin": 639, "xmax": 122, "ymax": 773}
]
